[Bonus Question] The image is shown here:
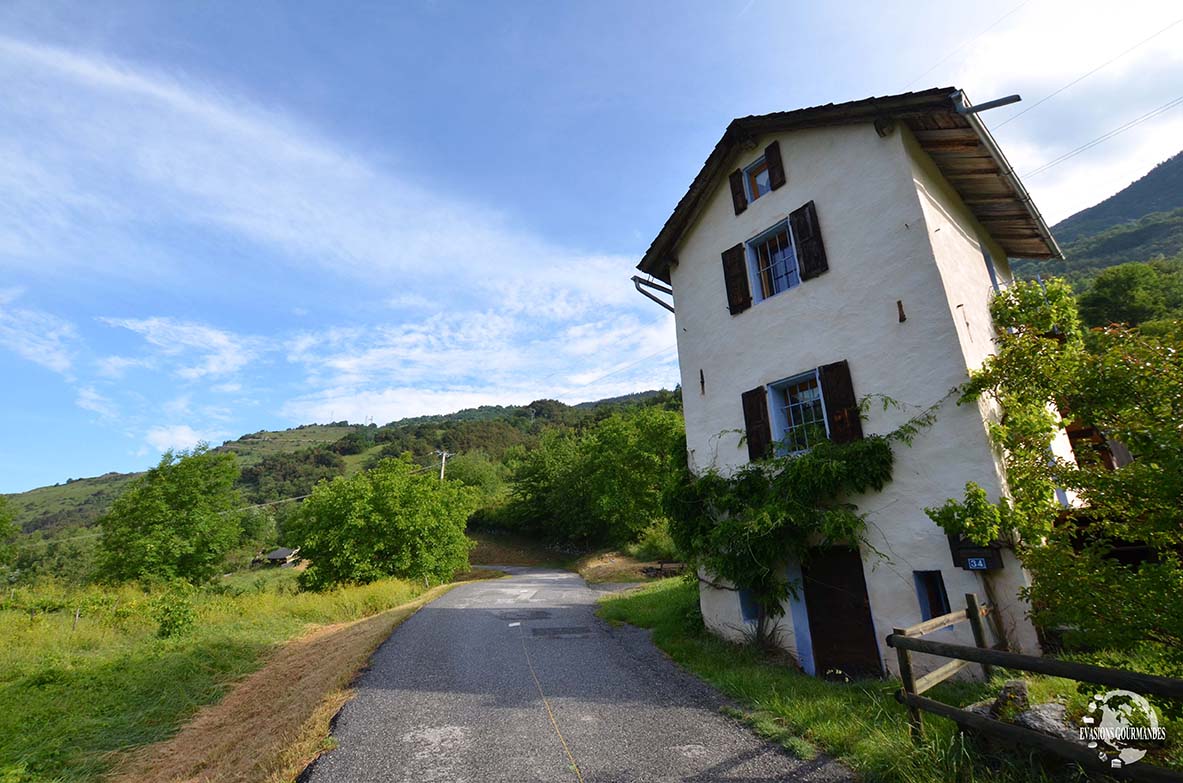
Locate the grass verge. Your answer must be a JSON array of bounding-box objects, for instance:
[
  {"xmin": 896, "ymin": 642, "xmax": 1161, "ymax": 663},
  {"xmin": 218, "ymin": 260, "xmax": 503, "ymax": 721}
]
[
  {"xmin": 108, "ymin": 570, "xmax": 499, "ymax": 783},
  {"xmin": 0, "ymin": 568, "xmax": 493, "ymax": 783},
  {"xmin": 597, "ymin": 578, "xmax": 1121, "ymax": 783}
]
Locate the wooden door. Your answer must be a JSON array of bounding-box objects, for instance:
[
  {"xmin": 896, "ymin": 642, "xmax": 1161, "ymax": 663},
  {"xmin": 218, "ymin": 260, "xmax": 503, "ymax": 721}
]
[{"xmin": 803, "ymin": 546, "xmax": 883, "ymax": 679}]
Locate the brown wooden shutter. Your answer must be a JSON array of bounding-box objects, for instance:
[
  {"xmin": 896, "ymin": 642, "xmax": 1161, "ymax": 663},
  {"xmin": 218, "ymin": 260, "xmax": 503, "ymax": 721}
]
[
  {"xmin": 741, "ymin": 386, "xmax": 772, "ymax": 461},
  {"xmin": 728, "ymin": 169, "xmax": 748, "ymax": 215},
  {"xmin": 790, "ymin": 200, "xmax": 829, "ymax": 280},
  {"xmin": 765, "ymin": 140, "xmax": 786, "ymax": 190},
  {"xmin": 721, "ymin": 243, "xmax": 751, "ymax": 315},
  {"xmin": 818, "ymin": 360, "xmax": 863, "ymax": 444}
]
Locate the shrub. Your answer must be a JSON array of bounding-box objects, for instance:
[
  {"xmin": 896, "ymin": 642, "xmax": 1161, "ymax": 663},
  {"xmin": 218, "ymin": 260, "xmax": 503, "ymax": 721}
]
[
  {"xmin": 291, "ymin": 457, "xmax": 477, "ymax": 590},
  {"xmin": 152, "ymin": 583, "xmax": 196, "ymax": 638}
]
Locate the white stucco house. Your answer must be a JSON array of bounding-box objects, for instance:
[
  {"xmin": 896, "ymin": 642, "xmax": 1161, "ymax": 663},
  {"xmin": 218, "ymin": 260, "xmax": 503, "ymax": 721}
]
[{"xmin": 635, "ymin": 88, "xmax": 1064, "ymax": 678}]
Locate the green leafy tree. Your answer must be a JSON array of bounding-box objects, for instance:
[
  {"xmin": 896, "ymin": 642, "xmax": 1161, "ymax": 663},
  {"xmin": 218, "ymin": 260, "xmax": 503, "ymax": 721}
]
[
  {"xmin": 927, "ymin": 278, "xmax": 1183, "ymax": 653},
  {"xmin": 504, "ymin": 406, "xmax": 687, "ymax": 546},
  {"xmin": 443, "ymin": 450, "xmax": 506, "ymax": 506},
  {"xmin": 0, "ymin": 496, "xmax": 18, "ymax": 573},
  {"xmin": 98, "ymin": 445, "xmax": 242, "ymax": 583},
  {"xmin": 292, "ymin": 457, "xmax": 477, "ymax": 590},
  {"xmin": 1077, "ymin": 259, "xmax": 1183, "ymax": 327}
]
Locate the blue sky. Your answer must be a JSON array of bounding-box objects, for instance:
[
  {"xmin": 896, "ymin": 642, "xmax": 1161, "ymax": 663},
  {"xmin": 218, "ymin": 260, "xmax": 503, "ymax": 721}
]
[{"xmin": 2, "ymin": 0, "xmax": 1181, "ymax": 492}]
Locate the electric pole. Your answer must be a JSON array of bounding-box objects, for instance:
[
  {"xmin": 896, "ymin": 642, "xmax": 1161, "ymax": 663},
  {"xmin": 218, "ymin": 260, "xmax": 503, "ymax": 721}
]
[{"xmin": 435, "ymin": 450, "xmax": 454, "ymax": 480}]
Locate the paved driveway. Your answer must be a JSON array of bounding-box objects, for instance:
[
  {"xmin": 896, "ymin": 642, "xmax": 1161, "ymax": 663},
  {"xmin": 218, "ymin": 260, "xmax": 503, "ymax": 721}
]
[{"xmin": 303, "ymin": 567, "xmax": 853, "ymax": 782}]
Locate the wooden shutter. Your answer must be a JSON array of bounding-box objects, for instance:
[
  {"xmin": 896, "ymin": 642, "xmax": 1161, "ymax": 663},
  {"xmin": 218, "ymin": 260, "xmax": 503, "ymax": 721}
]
[
  {"xmin": 765, "ymin": 140, "xmax": 786, "ymax": 190},
  {"xmin": 790, "ymin": 200, "xmax": 829, "ymax": 280},
  {"xmin": 818, "ymin": 360, "xmax": 863, "ymax": 444},
  {"xmin": 728, "ymin": 169, "xmax": 748, "ymax": 215},
  {"xmin": 741, "ymin": 386, "xmax": 772, "ymax": 461},
  {"xmin": 721, "ymin": 243, "xmax": 751, "ymax": 315}
]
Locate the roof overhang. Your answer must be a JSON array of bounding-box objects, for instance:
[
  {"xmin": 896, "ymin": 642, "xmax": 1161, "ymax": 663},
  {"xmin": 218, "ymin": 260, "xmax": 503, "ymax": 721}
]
[{"xmin": 636, "ymin": 87, "xmax": 1062, "ymax": 283}]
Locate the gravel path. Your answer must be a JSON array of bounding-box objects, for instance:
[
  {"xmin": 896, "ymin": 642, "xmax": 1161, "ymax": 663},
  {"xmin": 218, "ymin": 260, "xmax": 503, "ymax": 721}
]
[{"xmin": 302, "ymin": 567, "xmax": 855, "ymax": 783}]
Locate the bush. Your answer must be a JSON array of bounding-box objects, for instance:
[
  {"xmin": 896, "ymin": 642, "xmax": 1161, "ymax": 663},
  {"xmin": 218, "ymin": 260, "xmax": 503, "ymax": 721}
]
[
  {"xmin": 152, "ymin": 583, "xmax": 196, "ymax": 638},
  {"xmin": 291, "ymin": 457, "xmax": 478, "ymax": 590},
  {"xmin": 625, "ymin": 520, "xmax": 680, "ymax": 561}
]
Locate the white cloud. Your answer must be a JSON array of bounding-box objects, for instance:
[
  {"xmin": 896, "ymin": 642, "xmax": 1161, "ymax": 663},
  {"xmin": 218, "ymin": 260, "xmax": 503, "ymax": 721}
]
[
  {"xmin": 75, "ymin": 385, "xmax": 117, "ymax": 419},
  {"xmin": 947, "ymin": 0, "xmax": 1183, "ymax": 223},
  {"xmin": 0, "ymin": 35, "xmax": 637, "ymax": 308},
  {"xmin": 144, "ymin": 424, "xmax": 225, "ymax": 454},
  {"xmin": 95, "ymin": 355, "xmax": 151, "ymax": 378},
  {"xmin": 99, "ymin": 316, "xmax": 262, "ymax": 379},
  {"xmin": 0, "ymin": 290, "xmax": 77, "ymax": 376}
]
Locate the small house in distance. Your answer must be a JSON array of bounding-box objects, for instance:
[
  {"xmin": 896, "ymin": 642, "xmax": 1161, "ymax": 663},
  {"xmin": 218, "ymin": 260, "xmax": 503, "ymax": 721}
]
[
  {"xmin": 636, "ymin": 87, "xmax": 1066, "ymax": 678},
  {"xmin": 262, "ymin": 547, "xmax": 300, "ymax": 567}
]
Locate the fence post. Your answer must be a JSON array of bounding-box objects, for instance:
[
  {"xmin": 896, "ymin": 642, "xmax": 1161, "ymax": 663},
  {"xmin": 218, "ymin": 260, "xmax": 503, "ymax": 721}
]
[
  {"xmin": 893, "ymin": 628, "xmax": 923, "ymax": 740},
  {"xmin": 965, "ymin": 593, "xmax": 994, "ymax": 680}
]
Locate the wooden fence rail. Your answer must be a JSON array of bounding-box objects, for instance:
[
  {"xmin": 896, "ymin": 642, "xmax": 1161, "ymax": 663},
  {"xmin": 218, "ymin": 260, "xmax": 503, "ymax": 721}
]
[{"xmin": 886, "ymin": 593, "xmax": 1183, "ymax": 782}]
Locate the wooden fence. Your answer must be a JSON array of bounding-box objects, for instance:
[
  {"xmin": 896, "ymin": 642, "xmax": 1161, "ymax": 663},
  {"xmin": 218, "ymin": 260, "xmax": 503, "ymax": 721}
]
[{"xmin": 886, "ymin": 593, "xmax": 1183, "ymax": 781}]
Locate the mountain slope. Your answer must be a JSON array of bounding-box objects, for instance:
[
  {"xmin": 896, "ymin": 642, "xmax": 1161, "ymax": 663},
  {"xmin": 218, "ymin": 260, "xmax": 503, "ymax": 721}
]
[
  {"xmin": 1052, "ymin": 151, "xmax": 1183, "ymax": 245},
  {"xmin": 5, "ymin": 391, "xmax": 672, "ymax": 534},
  {"xmin": 1014, "ymin": 150, "xmax": 1183, "ymax": 283}
]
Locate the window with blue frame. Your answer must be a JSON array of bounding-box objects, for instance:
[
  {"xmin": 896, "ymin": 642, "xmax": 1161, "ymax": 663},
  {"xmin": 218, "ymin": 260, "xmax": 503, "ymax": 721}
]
[
  {"xmin": 913, "ymin": 570, "xmax": 951, "ymax": 621},
  {"xmin": 747, "ymin": 220, "xmax": 800, "ymax": 301},
  {"xmin": 738, "ymin": 587, "xmax": 760, "ymax": 624},
  {"xmin": 768, "ymin": 370, "xmax": 828, "ymax": 454},
  {"xmin": 744, "ymin": 156, "xmax": 772, "ymax": 202}
]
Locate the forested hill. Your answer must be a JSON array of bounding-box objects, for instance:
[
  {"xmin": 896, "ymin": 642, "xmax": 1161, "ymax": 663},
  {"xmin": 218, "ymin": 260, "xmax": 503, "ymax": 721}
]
[
  {"xmin": 6, "ymin": 389, "xmax": 678, "ymax": 534},
  {"xmin": 1013, "ymin": 150, "xmax": 1183, "ymax": 284}
]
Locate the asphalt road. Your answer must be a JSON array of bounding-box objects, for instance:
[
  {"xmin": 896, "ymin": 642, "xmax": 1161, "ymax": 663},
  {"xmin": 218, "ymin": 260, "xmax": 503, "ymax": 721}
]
[{"xmin": 302, "ymin": 567, "xmax": 854, "ymax": 783}]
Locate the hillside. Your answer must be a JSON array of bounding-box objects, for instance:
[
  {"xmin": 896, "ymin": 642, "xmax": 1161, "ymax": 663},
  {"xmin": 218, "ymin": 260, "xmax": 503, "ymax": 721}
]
[
  {"xmin": 1014, "ymin": 150, "xmax": 1183, "ymax": 283},
  {"xmin": 6, "ymin": 391, "xmax": 671, "ymax": 534}
]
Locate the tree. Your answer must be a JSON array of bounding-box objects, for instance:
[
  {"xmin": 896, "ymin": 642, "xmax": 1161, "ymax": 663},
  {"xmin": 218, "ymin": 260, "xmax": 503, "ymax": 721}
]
[
  {"xmin": 504, "ymin": 406, "xmax": 687, "ymax": 546},
  {"xmin": 1076, "ymin": 259, "xmax": 1183, "ymax": 328},
  {"xmin": 98, "ymin": 445, "xmax": 241, "ymax": 583},
  {"xmin": 927, "ymin": 279, "xmax": 1183, "ymax": 654},
  {"xmin": 0, "ymin": 496, "xmax": 17, "ymax": 572},
  {"xmin": 292, "ymin": 457, "xmax": 477, "ymax": 590}
]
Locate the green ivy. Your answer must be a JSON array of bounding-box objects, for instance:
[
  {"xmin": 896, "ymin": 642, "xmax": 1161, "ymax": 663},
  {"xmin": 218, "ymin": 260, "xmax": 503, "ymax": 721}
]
[
  {"xmin": 926, "ymin": 277, "xmax": 1183, "ymax": 656},
  {"xmin": 666, "ymin": 395, "xmax": 942, "ymax": 637}
]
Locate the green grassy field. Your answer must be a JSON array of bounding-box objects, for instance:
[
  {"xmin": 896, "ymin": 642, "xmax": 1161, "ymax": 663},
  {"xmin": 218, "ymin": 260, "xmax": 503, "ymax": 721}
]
[
  {"xmin": 597, "ymin": 578, "xmax": 1176, "ymax": 783},
  {"xmin": 0, "ymin": 569, "xmax": 424, "ymax": 783}
]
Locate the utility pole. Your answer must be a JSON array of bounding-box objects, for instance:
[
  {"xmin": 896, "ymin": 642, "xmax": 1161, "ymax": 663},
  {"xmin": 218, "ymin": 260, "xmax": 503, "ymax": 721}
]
[{"xmin": 435, "ymin": 449, "xmax": 454, "ymax": 480}]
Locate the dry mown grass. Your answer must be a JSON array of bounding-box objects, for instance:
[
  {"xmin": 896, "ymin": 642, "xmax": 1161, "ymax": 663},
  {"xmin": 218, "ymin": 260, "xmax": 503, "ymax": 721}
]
[
  {"xmin": 572, "ymin": 551, "xmax": 669, "ymax": 583},
  {"xmin": 109, "ymin": 571, "xmax": 500, "ymax": 783}
]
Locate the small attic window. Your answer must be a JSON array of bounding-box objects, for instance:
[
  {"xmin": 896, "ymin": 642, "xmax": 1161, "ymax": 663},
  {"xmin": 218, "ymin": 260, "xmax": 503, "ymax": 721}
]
[{"xmin": 745, "ymin": 157, "xmax": 772, "ymax": 202}]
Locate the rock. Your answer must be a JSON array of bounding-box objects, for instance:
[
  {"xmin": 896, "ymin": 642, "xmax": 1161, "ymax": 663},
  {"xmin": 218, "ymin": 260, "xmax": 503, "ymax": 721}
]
[
  {"xmin": 1015, "ymin": 703, "xmax": 1079, "ymax": 743},
  {"xmin": 964, "ymin": 699, "xmax": 993, "ymax": 718},
  {"xmin": 990, "ymin": 679, "xmax": 1030, "ymax": 718}
]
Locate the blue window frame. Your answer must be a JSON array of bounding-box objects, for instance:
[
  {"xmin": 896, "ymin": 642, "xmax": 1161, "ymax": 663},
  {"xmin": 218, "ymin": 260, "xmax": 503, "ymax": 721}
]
[
  {"xmin": 768, "ymin": 370, "xmax": 828, "ymax": 454},
  {"xmin": 738, "ymin": 587, "xmax": 760, "ymax": 624},
  {"xmin": 744, "ymin": 156, "xmax": 772, "ymax": 202},
  {"xmin": 747, "ymin": 220, "xmax": 800, "ymax": 302},
  {"xmin": 913, "ymin": 570, "xmax": 951, "ymax": 621}
]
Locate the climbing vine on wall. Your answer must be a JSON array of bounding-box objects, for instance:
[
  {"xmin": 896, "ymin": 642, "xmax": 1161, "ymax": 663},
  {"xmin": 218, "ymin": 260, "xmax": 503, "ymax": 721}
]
[
  {"xmin": 666, "ymin": 397, "xmax": 942, "ymax": 640},
  {"xmin": 925, "ymin": 278, "xmax": 1183, "ymax": 655}
]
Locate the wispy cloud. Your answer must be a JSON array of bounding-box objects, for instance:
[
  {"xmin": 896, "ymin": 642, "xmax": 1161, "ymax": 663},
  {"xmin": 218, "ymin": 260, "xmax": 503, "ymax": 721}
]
[
  {"xmin": 98, "ymin": 316, "xmax": 263, "ymax": 380},
  {"xmin": 0, "ymin": 288, "xmax": 78, "ymax": 377},
  {"xmin": 75, "ymin": 386, "xmax": 118, "ymax": 420}
]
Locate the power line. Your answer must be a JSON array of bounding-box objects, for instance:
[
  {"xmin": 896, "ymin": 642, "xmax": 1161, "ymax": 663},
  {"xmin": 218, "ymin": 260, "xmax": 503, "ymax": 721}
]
[
  {"xmin": 902, "ymin": 0, "xmax": 1031, "ymax": 90},
  {"xmin": 1025, "ymin": 95, "xmax": 1183, "ymax": 178},
  {"xmin": 996, "ymin": 15, "xmax": 1183, "ymax": 129},
  {"xmin": 565, "ymin": 342, "xmax": 679, "ymax": 390}
]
